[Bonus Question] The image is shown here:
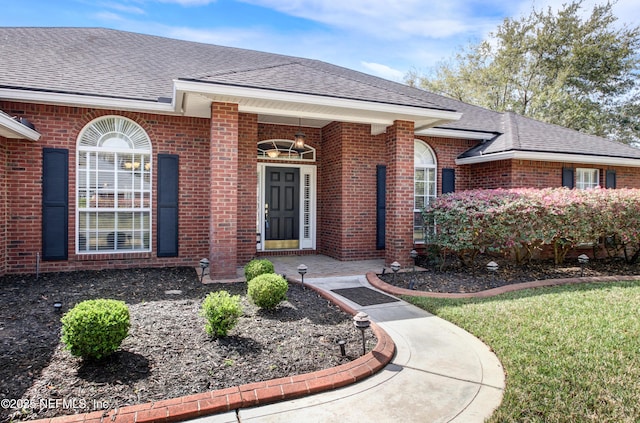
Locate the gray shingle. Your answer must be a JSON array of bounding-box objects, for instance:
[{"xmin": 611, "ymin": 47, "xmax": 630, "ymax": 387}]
[{"xmin": 2, "ymin": 27, "xmax": 639, "ymax": 161}]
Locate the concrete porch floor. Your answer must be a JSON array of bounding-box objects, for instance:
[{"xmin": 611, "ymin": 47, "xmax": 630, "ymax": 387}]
[
  {"xmin": 266, "ymin": 255, "xmax": 387, "ymax": 280},
  {"xmin": 200, "ymin": 255, "xmax": 388, "ymax": 283}
]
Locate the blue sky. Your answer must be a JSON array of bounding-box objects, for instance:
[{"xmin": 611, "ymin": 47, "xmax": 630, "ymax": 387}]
[{"xmin": 2, "ymin": 0, "xmax": 639, "ymax": 82}]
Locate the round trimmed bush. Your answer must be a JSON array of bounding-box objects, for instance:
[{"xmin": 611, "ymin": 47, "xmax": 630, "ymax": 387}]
[
  {"xmin": 200, "ymin": 291, "xmax": 243, "ymax": 337},
  {"xmin": 244, "ymin": 259, "xmax": 275, "ymax": 282},
  {"xmin": 61, "ymin": 299, "xmax": 130, "ymax": 360},
  {"xmin": 247, "ymin": 273, "xmax": 288, "ymax": 309}
]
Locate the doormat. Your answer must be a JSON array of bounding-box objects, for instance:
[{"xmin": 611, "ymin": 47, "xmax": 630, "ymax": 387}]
[{"xmin": 331, "ymin": 287, "xmax": 400, "ymax": 307}]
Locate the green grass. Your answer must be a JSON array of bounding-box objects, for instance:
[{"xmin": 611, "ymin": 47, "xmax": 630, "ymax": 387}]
[{"xmin": 404, "ymin": 281, "xmax": 640, "ymax": 422}]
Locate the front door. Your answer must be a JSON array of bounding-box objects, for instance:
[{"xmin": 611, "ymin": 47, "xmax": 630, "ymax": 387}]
[{"xmin": 265, "ymin": 167, "xmax": 300, "ymax": 249}]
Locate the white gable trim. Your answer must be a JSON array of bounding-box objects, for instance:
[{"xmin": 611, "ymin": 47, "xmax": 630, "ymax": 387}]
[
  {"xmin": 173, "ymin": 79, "xmax": 462, "ymax": 130},
  {"xmin": 0, "ymin": 112, "xmax": 40, "ymax": 141}
]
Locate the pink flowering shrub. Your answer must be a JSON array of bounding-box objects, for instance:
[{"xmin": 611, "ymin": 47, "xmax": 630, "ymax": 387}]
[{"xmin": 424, "ymin": 187, "xmax": 640, "ymax": 265}]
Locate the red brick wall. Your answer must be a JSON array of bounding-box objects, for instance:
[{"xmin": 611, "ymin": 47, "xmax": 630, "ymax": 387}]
[
  {"xmin": 340, "ymin": 123, "xmax": 386, "ymax": 259},
  {"xmin": 318, "ymin": 121, "xmax": 343, "ymax": 257},
  {"xmin": 0, "ymin": 137, "xmax": 6, "ymax": 275},
  {"xmin": 609, "ymin": 165, "xmax": 640, "ymax": 188},
  {"xmin": 1, "ymin": 101, "xmax": 211, "ymax": 274},
  {"xmin": 468, "ymin": 159, "xmax": 640, "ymax": 189},
  {"xmin": 237, "ymin": 114, "xmax": 258, "ymax": 265},
  {"xmin": 209, "ymin": 103, "xmax": 239, "ymax": 279},
  {"xmin": 466, "ymin": 160, "xmax": 513, "ymax": 190},
  {"xmin": 385, "ymin": 120, "xmax": 415, "ymax": 266},
  {"xmin": 317, "ymin": 122, "xmax": 386, "ymax": 260}
]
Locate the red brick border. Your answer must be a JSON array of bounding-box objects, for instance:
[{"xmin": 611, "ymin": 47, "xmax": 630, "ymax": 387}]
[
  {"xmin": 35, "ymin": 281, "xmax": 395, "ymax": 423},
  {"xmin": 367, "ymin": 271, "xmax": 640, "ymax": 298}
]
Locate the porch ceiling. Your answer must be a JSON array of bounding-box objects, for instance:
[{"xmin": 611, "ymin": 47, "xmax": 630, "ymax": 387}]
[{"xmin": 175, "ymin": 80, "xmax": 462, "ymax": 135}]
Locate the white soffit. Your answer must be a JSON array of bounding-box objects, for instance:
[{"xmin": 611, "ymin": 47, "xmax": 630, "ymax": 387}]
[
  {"xmin": 456, "ymin": 150, "xmax": 640, "ymax": 167},
  {"xmin": 174, "ymin": 80, "xmax": 462, "ymax": 132},
  {"xmin": 0, "ymin": 112, "xmax": 40, "ymax": 141}
]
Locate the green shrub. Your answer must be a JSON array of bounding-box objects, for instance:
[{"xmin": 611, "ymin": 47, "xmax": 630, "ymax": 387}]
[
  {"xmin": 200, "ymin": 291, "xmax": 243, "ymax": 337},
  {"xmin": 61, "ymin": 299, "xmax": 130, "ymax": 360},
  {"xmin": 244, "ymin": 259, "xmax": 275, "ymax": 282},
  {"xmin": 247, "ymin": 273, "xmax": 288, "ymax": 309}
]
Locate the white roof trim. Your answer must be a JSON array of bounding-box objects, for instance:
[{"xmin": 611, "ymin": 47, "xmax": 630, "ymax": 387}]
[
  {"xmin": 0, "ymin": 88, "xmax": 178, "ymax": 115},
  {"xmin": 0, "ymin": 112, "xmax": 40, "ymax": 141},
  {"xmin": 174, "ymin": 79, "xmax": 462, "ymax": 128},
  {"xmin": 416, "ymin": 127, "xmax": 495, "ymax": 140},
  {"xmin": 456, "ymin": 150, "xmax": 640, "ymax": 167}
]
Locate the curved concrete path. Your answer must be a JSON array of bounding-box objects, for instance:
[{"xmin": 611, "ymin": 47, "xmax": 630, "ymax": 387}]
[{"xmin": 195, "ymin": 273, "xmax": 505, "ymax": 423}]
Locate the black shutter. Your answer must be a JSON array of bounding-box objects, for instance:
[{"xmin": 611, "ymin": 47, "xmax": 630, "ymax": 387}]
[
  {"xmin": 42, "ymin": 148, "xmax": 68, "ymax": 260},
  {"xmin": 606, "ymin": 170, "xmax": 616, "ymax": 189},
  {"xmin": 562, "ymin": 168, "xmax": 574, "ymax": 188},
  {"xmin": 442, "ymin": 168, "xmax": 455, "ymax": 194},
  {"xmin": 157, "ymin": 154, "xmax": 179, "ymax": 257},
  {"xmin": 376, "ymin": 165, "xmax": 386, "ymax": 250}
]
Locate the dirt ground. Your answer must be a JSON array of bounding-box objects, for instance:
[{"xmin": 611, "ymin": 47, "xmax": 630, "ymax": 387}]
[{"xmin": 0, "ymin": 267, "xmax": 373, "ymax": 422}]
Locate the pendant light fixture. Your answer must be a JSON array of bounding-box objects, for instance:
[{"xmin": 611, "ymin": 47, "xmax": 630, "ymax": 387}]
[{"xmin": 293, "ymin": 117, "xmax": 306, "ymax": 152}]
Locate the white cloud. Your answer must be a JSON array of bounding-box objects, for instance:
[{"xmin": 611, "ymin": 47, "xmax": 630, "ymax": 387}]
[
  {"xmin": 360, "ymin": 61, "xmax": 405, "ymax": 81},
  {"xmin": 156, "ymin": 0, "xmax": 217, "ymax": 5},
  {"xmin": 93, "ymin": 11, "xmax": 127, "ymax": 21},
  {"xmin": 166, "ymin": 26, "xmax": 268, "ymax": 46},
  {"xmin": 101, "ymin": 2, "xmax": 146, "ymax": 14},
  {"xmin": 238, "ymin": 0, "xmax": 505, "ymax": 41}
]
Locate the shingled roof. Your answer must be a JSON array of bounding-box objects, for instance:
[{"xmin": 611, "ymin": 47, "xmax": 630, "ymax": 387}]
[
  {"xmin": 457, "ymin": 112, "xmax": 640, "ymax": 162},
  {"xmin": 0, "ymin": 27, "xmax": 449, "ymax": 110},
  {"xmin": 1, "ymin": 26, "xmax": 639, "ymax": 163}
]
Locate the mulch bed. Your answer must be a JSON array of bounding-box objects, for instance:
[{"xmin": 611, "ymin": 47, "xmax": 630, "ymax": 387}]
[
  {"xmin": 379, "ymin": 255, "xmax": 640, "ymax": 293},
  {"xmin": 0, "ymin": 267, "xmax": 375, "ymax": 422}
]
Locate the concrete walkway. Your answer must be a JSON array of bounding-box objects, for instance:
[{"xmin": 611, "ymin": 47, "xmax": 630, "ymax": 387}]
[{"xmin": 195, "ymin": 256, "xmax": 505, "ymax": 423}]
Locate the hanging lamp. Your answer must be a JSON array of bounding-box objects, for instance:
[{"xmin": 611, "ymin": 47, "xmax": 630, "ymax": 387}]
[{"xmin": 293, "ymin": 118, "xmax": 306, "ymax": 152}]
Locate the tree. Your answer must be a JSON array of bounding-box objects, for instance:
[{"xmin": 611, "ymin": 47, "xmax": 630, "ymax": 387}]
[{"xmin": 406, "ymin": 1, "xmax": 640, "ymax": 144}]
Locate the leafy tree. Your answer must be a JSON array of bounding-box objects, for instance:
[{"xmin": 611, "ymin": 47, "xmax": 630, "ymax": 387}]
[{"xmin": 407, "ymin": 0, "xmax": 640, "ymax": 144}]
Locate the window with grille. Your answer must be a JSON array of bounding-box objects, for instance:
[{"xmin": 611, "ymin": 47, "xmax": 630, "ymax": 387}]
[
  {"xmin": 576, "ymin": 168, "xmax": 599, "ymax": 190},
  {"xmin": 76, "ymin": 116, "xmax": 152, "ymax": 253},
  {"xmin": 414, "ymin": 140, "xmax": 437, "ymax": 243}
]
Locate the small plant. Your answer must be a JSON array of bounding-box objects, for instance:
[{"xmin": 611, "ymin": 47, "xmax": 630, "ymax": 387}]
[
  {"xmin": 61, "ymin": 299, "xmax": 130, "ymax": 360},
  {"xmin": 200, "ymin": 291, "xmax": 243, "ymax": 337},
  {"xmin": 244, "ymin": 259, "xmax": 275, "ymax": 282},
  {"xmin": 247, "ymin": 273, "xmax": 288, "ymax": 309}
]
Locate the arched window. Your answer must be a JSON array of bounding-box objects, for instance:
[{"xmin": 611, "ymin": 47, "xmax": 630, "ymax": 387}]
[
  {"xmin": 414, "ymin": 140, "xmax": 437, "ymax": 243},
  {"xmin": 76, "ymin": 116, "xmax": 152, "ymax": 253}
]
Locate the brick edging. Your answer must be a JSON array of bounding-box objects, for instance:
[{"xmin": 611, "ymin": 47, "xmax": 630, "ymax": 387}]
[
  {"xmin": 367, "ymin": 271, "xmax": 640, "ymax": 299},
  {"xmin": 39, "ymin": 281, "xmax": 395, "ymax": 423}
]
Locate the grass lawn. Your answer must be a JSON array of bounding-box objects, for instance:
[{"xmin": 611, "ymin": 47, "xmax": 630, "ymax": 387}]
[{"xmin": 404, "ymin": 281, "xmax": 640, "ymax": 422}]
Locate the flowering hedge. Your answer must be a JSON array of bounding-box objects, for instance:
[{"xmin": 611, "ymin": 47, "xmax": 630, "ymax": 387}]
[{"xmin": 424, "ymin": 188, "xmax": 640, "ymax": 264}]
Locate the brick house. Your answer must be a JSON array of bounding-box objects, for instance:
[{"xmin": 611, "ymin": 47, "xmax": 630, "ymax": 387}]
[{"xmin": 2, "ymin": 27, "xmax": 640, "ymax": 277}]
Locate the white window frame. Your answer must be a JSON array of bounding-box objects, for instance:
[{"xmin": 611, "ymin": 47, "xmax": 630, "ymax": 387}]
[
  {"xmin": 576, "ymin": 168, "xmax": 600, "ymax": 190},
  {"xmin": 414, "ymin": 140, "xmax": 437, "ymax": 243},
  {"xmin": 76, "ymin": 116, "xmax": 152, "ymax": 254}
]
